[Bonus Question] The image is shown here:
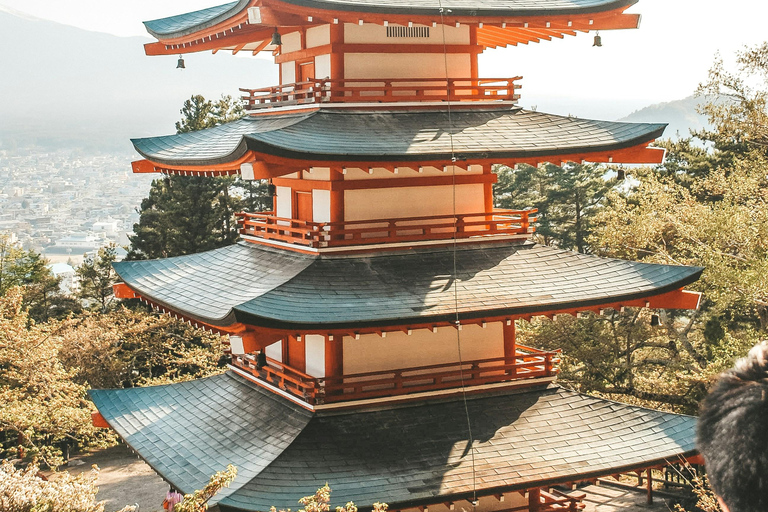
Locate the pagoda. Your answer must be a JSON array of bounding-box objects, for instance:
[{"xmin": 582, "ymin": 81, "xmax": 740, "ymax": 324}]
[{"xmin": 90, "ymin": 1, "xmax": 704, "ymax": 511}]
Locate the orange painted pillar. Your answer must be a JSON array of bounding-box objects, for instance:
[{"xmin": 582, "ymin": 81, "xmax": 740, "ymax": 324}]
[
  {"xmin": 325, "ymin": 335, "xmax": 344, "ymax": 396},
  {"xmin": 469, "ymin": 26, "xmax": 479, "ymax": 81},
  {"xmin": 330, "ymin": 24, "xmax": 344, "ymax": 86},
  {"xmin": 287, "ymin": 335, "xmax": 306, "ymax": 373},
  {"xmin": 330, "ymin": 167, "xmax": 345, "ymax": 223},
  {"xmin": 647, "ymin": 468, "xmax": 653, "ymax": 504},
  {"xmin": 503, "ymin": 321, "xmax": 517, "ymax": 376},
  {"xmin": 528, "ymin": 488, "xmax": 541, "ymax": 512}
]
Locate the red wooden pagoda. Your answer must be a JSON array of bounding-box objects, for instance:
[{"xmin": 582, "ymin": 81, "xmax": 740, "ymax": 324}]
[{"xmin": 91, "ymin": 1, "xmax": 704, "ymax": 511}]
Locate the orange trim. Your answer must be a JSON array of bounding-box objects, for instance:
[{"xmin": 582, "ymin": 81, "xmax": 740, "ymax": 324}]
[
  {"xmin": 135, "ymin": 142, "xmax": 664, "ymax": 179},
  {"xmin": 91, "ymin": 412, "xmax": 110, "ymax": 429},
  {"xmin": 145, "ymin": 1, "xmax": 640, "ymax": 56},
  {"xmin": 325, "ymin": 334, "xmax": 344, "ymax": 378},
  {"xmin": 116, "ymin": 286, "xmax": 699, "ymax": 348},
  {"xmin": 273, "ymin": 172, "xmax": 497, "ymax": 192},
  {"xmin": 275, "ymin": 44, "xmax": 331, "ymax": 64},
  {"xmin": 330, "ymin": 24, "xmax": 344, "ymax": 80},
  {"xmin": 113, "ymin": 282, "xmax": 138, "ymax": 299}
]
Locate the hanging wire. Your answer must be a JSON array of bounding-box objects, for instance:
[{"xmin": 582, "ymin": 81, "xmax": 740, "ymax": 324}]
[{"xmin": 437, "ymin": 3, "xmax": 478, "ymax": 507}]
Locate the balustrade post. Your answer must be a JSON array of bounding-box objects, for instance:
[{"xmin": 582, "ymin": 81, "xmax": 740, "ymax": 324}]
[
  {"xmin": 521, "ymin": 211, "xmax": 530, "ymax": 233},
  {"xmin": 388, "ymin": 220, "xmax": 397, "ymax": 240},
  {"xmin": 545, "ymin": 353, "xmax": 553, "ymax": 376}
]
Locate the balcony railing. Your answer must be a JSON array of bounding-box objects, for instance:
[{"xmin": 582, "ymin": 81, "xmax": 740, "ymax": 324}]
[
  {"xmin": 232, "ymin": 344, "xmax": 560, "ymax": 406},
  {"xmin": 240, "ymin": 77, "xmax": 521, "ymax": 109},
  {"xmin": 237, "ymin": 209, "xmax": 536, "ymax": 249}
]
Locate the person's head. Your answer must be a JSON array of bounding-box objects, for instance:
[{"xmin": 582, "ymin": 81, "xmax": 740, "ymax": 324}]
[{"xmin": 697, "ymin": 342, "xmax": 768, "ymax": 512}]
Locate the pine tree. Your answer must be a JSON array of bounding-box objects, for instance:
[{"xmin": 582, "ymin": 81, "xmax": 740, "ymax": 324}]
[{"xmin": 128, "ymin": 95, "xmax": 270, "ymax": 259}]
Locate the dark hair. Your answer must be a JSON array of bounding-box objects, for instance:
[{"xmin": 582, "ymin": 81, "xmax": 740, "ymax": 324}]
[{"xmin": 697, "ymin": 342, "xmax": 768, "ymax": 512}]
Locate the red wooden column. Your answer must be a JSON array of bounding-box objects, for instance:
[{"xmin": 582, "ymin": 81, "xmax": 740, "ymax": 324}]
[
  {"xmin": 646, "ymin": 468, "xmax": 653, "ymax": 504},
  {"xmin": 503, "ymin": 320, "xmax": 517, "ymax": 376},
  {"xmin": 287, "ymin": 335, "xmax": 306, "ymax": 373},
  {"xmin": 469, "ymin": 26, "xmax": 479, "ymax": 81},
  {"xmin": 482, "ymin": 164, "xmax": 494, "ymax": 214},
  {"xmin": 325, "ymin": 335, "xmax": 344, "ymax": 396},
  {"xmin": 330, "ymin": 167, "xmax": 345, "ymax": 224},
  {"xmin": 528, "ymin": 488, "xmax": 541, "ymax": 512},
  {"xmin": 330, "ymin": 24, "xmax": 344, "ymax": 85}
]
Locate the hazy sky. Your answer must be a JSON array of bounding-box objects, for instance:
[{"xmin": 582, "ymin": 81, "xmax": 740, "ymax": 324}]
[{"xmin": 1, "ymin": 0, "xmax": 767, "ymax": 118}]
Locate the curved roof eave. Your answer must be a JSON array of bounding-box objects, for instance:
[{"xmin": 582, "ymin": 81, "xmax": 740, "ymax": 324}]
[
  {"xmin": 144, "ymin": 0, "xmax": 251, "ymax": 39},
  {"xmin": 143, "ymin": 0, "xmax": 638, "ymax": 41},
  {"xmin": 91, "ymin": 373, "xmax": 696, "ymax": 512},
  {"xmin": 113, "ymin": 242, "xmax": 703, "ymax": 330},
  {"xmin": 130, "ymin": 108, "xmax": 667, "ymax": 168},
  {"xmin": 270, "ymin": 0, "xmax": 638, "ymax": 18}
]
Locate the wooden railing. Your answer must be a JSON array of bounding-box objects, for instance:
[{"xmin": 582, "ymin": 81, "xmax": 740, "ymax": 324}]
[
  {"xmin": 240, "ymin": 77, "xmax": 522, "ymax": 109},
  {"xmin": 237, "ymin": 209, "xmax": 536, "ymax": 248},
  {"xmin": 232, "ymin": 345, "xmax": 560, "ymax": 406}
]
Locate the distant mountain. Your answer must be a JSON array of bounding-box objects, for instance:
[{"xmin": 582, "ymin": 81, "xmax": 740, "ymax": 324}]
[
  {"xmin": 618, "ymin": 96, "xmax": 710, "ymax": 140},
  {"xmin": 0, "ymin": 8, "xmax": 278, "ymax": 152}
]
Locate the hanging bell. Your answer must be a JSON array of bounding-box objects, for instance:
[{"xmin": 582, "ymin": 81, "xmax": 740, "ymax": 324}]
[
  {"xmin": 617, "ymin": 167, "xmax": 626, "ymax": 180},
  {"xmin": 267, "ymin": 183, "xmax": 277, "ymax": 197},
  {"xmin": 176, "ymin": 55, "xmax": 185, "ymax": 69},
  {"xmin": 593, "ymin": 33, "xmax": 602, "ymax": 47},
  {"xmin": 271, "ymin": 28, "xmax": 282, "ymax": 46},
  {"xmin": 650, "ymin": 314, "xmax": 661, "ymax": 327}
]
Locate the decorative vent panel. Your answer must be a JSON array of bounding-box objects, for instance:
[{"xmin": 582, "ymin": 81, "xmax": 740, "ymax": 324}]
[{"xmin": 386, "ymin": 26, "xmax": 430, "ymax": 38}]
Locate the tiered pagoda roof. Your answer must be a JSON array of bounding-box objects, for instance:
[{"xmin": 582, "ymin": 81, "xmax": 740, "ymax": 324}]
[
  {"xmin": 113, "ymin": 242, "xmax": 702, "ymax": 330},
  {"xmin": 142, "ymin": 0, "xmax": 642, "ymax": 55},
  {"xmin": 91, "ymin": 0, "xmax": 705, "ymax": 509},
  {"xmin": 91, "ymin": 372, "xmax": 696, "ymax": 512},
  {"xmin": 131, "ymin": 108, "xmax": 666, "ymax": 175}
]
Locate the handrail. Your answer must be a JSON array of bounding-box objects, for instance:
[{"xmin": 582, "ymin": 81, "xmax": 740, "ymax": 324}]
[
  {"xmin": 240, "ymin": 77, "xmax": 522, "ymax": 109},
  {"xmin": 231, "ymin": 348, "xmax": 560, "ymax": 406},
  {"xmin": 237, "ymin": 208, "xmax": 537, "ymax": 248}
]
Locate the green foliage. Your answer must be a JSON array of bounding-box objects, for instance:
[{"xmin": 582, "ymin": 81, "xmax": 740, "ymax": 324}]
[
  {"xmin": 129, "ymin": 94, "xmax": 271, "ymax": 260},
  {"xmin": 174, "ymin": 464, "xmax": 237, "ymax": 512},
  {"xmin": 176, "ymin": 95, "xmax": 244, "ymax": 134},
  {"xmin": 494, "ymin": 162, "xmax": 615, "ymax": 253},
  {"xmin": 269, "ymin": 484, "xmax": 388, "ymax": 512},
  {"xmin": 0, "ymin": 288, "xmax": 112, "ymax": 467},
  {"xmin": 0, "ymin": 460, "xmax": 136, "ymax": 512},
  {"xmin": 0, "ymin": 234, "xmax": 75, "ymax": 322},
  {"xmin": 76, "ymin": 245, "xmax": 118, "ymax": 313},
  {"xmin": 57, "ymin": 307, "xmax": 227, "ymax": 389}
]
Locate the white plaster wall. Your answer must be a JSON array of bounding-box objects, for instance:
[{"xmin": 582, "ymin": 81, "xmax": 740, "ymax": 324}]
[
  {"xmin": 315, "ymin": 53, "xmax": 332, "ymax": 79},
  {"xmin": 305, "ymin": 334, "xmax": 326, "ymax": 378},
  {"xmin": 344, "ymin": 184, "xmax": 485, "ymax": 221},
  {"xmin": 343, "ymin": 323, "xmax": 504, "ymax": 374},
  {"xmin": 303, "ymin": 167, "xmax": 331, "ymax": 181},
  {"xmin": 312, "ymin": 189, "xmax": 331, "ymax": 223},
  {"xmin": 344, "ymin": 53, "xmax": 470, "ymax": 80},
  {"xmin": 344, "ymin": 23, "xmax": 469, "ymax": 45},
  {"xmin": 343, "ymin": 165, "xmax": 483, "ymax": 180},
  {"xmin": 281, "ymin": 62, "xmax": 296, "ymax": 84},
  {"xmin": 306, "ymin": 25, "xmax": 331, "ymax": 47},
  {"xmin": 275, "ymin": 186, "xmax": 292, "ymax": 218},
  {"xmin": 281, "ymin": 31, "xmax": 302, "ymax": 53},
  {"xmin": 265, "ymin": 340, "xmax": 283, "ymax": 362}
]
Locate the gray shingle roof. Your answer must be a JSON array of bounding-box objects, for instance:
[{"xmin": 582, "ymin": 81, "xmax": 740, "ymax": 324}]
[
  {"xmin": 90, "ymin": 372, "xmax": 696, "ymax": 511},
  {"xmin": 144, "ymin": 0, "xmax": 637, "ymax": 40},
  {"xmin": 88, "ymin": 373, "xmax": 313, "ymax": 503},
  {"xmin": 144, "ymin": 0, "xmax": 247, "ymax": 39},
  {"xmin": 113, "ymin": 242, "xmax": 702, "ymax": 329},
  {"xmin": 132, "ymin": 108, "xmax": 665, "ymax": 167}
]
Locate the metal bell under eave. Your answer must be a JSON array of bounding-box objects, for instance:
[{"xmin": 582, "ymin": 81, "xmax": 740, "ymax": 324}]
[
  {"xmin": 593, "ymin": 33, "xmax": 602, "ymax": 47},
  {"xmin": 271, "ymin": 28, "xmax": 282, "ymax": 46},
  {"xmin": 176, "ymin": 55, "xmax": 185, "ymax": 69}
]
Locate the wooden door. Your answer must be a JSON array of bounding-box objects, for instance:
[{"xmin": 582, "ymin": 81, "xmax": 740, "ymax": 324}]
[
  {"xmin": 298, "ymin": 61, "xmax": 315, "ymax": 83},
  {"xmin": 295, "ymin": 191, "xmax": 313, "ymax": 222}
]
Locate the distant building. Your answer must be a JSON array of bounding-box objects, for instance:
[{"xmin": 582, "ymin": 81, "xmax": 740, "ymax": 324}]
[{"xmin": 48, "ymin": 262, "xmax": 79, "ymax": 295}]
